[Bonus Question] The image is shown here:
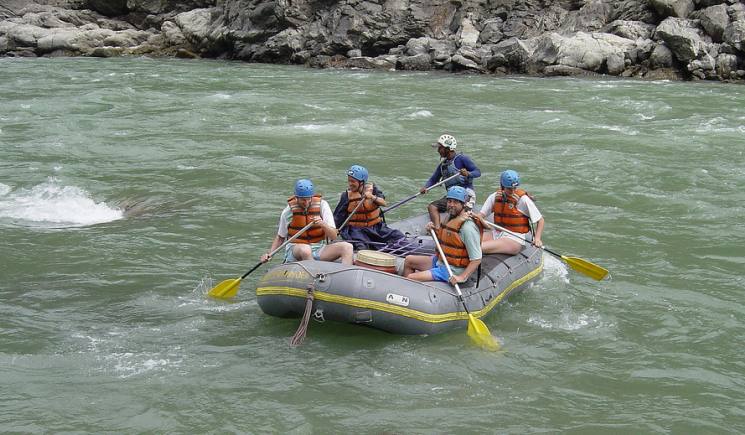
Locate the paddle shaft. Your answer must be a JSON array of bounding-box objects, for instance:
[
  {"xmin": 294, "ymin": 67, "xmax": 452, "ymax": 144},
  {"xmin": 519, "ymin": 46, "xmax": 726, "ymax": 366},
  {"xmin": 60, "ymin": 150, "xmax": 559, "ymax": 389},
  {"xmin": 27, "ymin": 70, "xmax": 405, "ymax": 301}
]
[
  {"xmin": 382, "ymin": 173, "xmax": 461, "ymax": 213},
  {"xmin": 429, "ymin": 228, "xmax": 471, "ymax": 314},
  {"xmin": 479, "ymin": 218, "xmax": 562, "ymax": 258},
  {"xmin": 251, "ymin": 220, "xmax": 317, "ymax": 277}
]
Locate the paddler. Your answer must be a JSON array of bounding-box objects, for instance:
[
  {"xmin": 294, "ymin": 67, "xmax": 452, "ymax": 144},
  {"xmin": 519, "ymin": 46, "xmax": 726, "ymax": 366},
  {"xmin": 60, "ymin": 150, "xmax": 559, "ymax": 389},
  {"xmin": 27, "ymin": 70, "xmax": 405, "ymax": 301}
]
[
  {"xmin": 332, "ymin": 164, "xmax": 405, "ymax": 250},
  {"xmin": 261, "ymin": 179, "xmax": 354, "ymax": 265},
  {"xmin": 476, "ymin": 169, "xmax": 545, "ymax": 255},
  {"xmin": 403, "ymin": 186, "xmax": 482, "ymax": 284},
  {"xmin": 419, "ymin": 134, "xmax": 481, "ymax": 230}
]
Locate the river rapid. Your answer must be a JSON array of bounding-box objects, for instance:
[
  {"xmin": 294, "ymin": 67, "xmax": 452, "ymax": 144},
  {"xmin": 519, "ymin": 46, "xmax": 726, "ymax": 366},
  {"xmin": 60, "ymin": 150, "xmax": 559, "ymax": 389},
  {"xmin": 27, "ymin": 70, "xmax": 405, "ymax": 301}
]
[{"xmin": 1, "ymin": 57, "xmax": 744, "ymax": 432}]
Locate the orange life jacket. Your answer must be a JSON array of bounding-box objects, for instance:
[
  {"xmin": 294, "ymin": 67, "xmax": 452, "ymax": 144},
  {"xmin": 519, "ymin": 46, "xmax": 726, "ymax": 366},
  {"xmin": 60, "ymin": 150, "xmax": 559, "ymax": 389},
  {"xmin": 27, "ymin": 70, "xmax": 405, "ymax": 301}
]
[
  {"xmin": 346, "ymin": 186, "xmax": 382, "ymax": 227},
  {"xmin": 287, "ymin": 195, "xmax": 326, "ymax": 244},
  {"xmin": 436, "ymin": 215, "xmax": 477, "ymax": 268},
  {"xmin": 492, "ymin": 188, "xmax": 532, "ymax": 234}
]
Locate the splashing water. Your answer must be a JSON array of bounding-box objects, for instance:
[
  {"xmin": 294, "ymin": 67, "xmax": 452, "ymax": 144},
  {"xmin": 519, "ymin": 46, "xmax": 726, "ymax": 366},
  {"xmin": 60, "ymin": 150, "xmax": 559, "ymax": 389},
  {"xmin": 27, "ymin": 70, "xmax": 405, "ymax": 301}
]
[{"xmin": 0, "ymin": 177, "xmax": 123, "ymax": 227}]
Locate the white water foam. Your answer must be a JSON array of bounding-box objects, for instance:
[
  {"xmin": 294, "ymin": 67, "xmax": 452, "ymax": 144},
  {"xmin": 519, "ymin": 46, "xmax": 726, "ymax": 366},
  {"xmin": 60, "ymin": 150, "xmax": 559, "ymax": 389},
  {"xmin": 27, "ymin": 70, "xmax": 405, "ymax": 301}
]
[
  {"xmin": 541, "ymin": 253, "xmax": 570, "ymax": 284},
  {"xmin": 406, "ymin": 110, "xmax": 433, "ymax": 119},
  {"xmin": 0, "ymin": 177, "xmax": 123, "ymax": 227}
]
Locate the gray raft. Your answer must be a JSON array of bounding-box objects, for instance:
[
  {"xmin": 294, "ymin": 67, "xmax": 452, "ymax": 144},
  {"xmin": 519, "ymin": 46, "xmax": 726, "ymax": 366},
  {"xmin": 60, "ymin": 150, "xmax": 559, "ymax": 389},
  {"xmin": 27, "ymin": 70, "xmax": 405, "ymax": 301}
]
[{"xmin": 256, "ymin": 213, "xmax": 544, "ymax": 335}]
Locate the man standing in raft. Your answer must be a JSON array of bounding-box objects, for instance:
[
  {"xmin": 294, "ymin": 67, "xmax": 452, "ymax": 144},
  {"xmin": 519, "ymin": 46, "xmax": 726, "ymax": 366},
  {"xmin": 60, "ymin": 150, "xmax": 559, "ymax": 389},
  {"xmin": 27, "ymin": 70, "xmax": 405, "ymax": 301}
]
[
  {"xmin": 420, "ymin": 134, "xmax": 481, "ymax": 230},
  {"xmin": 403, "ymin": 186, "xmax": 482, "ymax": 284},
  {"xmin": 261, "ymin": 179, "xmax": 354, "ymax": 265},
  {"xmin": 477, "ymin": 169, "xmax": 544, "ymax": 255},
  {"xmin": 333, "ymin": 164, "xmax": 405, "ymax": 250}
]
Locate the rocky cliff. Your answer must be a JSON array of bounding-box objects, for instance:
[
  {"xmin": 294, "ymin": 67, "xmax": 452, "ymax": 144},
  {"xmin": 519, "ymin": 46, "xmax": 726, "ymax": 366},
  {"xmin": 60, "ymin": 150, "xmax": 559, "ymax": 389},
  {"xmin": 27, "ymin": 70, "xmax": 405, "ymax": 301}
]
[{"xmin": 1, "ymin": 0, "xmax": 744, "ymax": 81}]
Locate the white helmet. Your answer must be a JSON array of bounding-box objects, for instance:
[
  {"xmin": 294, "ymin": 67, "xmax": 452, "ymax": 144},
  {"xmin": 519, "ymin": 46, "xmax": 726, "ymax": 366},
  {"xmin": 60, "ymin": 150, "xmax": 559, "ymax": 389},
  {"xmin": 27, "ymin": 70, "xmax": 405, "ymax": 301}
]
[{"xmin": 433, "ymin": 134, "xmax": 457, "ymax": 149}]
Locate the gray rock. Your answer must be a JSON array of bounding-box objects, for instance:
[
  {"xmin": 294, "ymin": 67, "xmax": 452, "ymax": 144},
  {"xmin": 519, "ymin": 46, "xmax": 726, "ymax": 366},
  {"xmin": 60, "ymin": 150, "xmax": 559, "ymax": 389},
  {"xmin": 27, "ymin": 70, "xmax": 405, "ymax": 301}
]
[
  {"xmin": 693, "ymin": 4, "xmax": 729, "ymax": 42},
  {"xmin": 715, "ymin": 53, "xmax": 739, "ymax": 78},
  {"xmin": 397, "ymin": 52, "xmax": 432, "ymax": 70},
  {"xmin": 450, "ymin": 53, "xmax": 481, "ymax": 71},
  {"xmin": 649, "ymin": 0, "xmax": 695, "ymax": 19},
  {"xmin": 478, "ymin": 18, "xmax": 503, "ymax": 45},
  {"xmin": 529, "ymin": 31, "xmax": 636, "ymax": 75},
  {"xmin": 723, "ymin": 20, "xmax": 745, "ymax": 51},
  {"xmin": 174, "ymin": 8, "xmax": 215, "ymax": 45},
  {"xmin": 650, "ymin": 42, "xmax": 674, "ymax": 68},
  {"xmin": 162, "ymin": 20, "xmax": 186, "ymax": 45},
  {"xmin": 654, "ymin": 17, "xmax": 709, "ymax": 62},
  {"xmin": 544, "ymin": 64, "xmax": 601, "ymax": 76},
  {"xmin": 346, "ymin": 55, "xmax": 394, "ymax": 69},
  {"xmin": 485, "ymin": 37, "xmax": 536, "ymax": 72},
  {"xmin": 90, "ymin": 46, "xmax": 124, "ymax": 57},
  {"xmin": 604, "ymin": 20, "xmax": 656, "ymax": 40}
]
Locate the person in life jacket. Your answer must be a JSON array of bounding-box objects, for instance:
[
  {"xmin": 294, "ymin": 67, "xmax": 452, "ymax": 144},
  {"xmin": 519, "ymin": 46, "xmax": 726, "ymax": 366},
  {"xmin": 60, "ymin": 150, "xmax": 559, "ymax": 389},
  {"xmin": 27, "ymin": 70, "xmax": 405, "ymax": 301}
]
[
  {"xmin": 260, "ymin": 179, "xmax": 354, "ymax": 265},
  {"xmin": 404, "ymin": 186, "xmax": 482, "ymax": 285},
  {"xmin": 476, "ymin": 169, "xmax": 544, "ymax": 255},
  {"xmin": 419, "ymin": 134, "xmax": 481, "ymax": 230},
  {"xmin": 333, "ymin": 165, "xmax": 405, "ymax": 250}
]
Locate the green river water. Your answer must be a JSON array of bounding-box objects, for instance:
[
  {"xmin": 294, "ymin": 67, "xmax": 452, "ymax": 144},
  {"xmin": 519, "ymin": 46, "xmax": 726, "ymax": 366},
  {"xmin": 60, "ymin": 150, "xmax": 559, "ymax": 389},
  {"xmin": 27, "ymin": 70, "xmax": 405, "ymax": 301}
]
[{"xmin": 1, "ymin": 57, "xmax": 744, "ymax": 433}]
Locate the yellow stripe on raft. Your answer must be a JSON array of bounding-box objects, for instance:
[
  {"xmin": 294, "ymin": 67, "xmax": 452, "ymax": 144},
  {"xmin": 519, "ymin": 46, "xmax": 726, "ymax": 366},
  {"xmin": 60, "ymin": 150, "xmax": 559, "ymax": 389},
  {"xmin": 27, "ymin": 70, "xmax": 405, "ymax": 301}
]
[{"xmin": 256, "ymin": 256, "xmax": 543, "ymax": 324}]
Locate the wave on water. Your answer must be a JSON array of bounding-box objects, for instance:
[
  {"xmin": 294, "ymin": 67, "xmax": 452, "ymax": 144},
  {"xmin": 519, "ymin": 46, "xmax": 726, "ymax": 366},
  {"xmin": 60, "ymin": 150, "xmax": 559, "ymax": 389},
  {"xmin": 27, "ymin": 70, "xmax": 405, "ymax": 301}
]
[
  {"xmin": 406, "ymin": 110, "xmax": 433, "ymax": 119},
  {"xmin": 0, "ymin": 177, "xmax": 123, "ymax": 227},
  {"xmin": 541, "ymin": 254, "xmax": 570, "ymax": 284}
]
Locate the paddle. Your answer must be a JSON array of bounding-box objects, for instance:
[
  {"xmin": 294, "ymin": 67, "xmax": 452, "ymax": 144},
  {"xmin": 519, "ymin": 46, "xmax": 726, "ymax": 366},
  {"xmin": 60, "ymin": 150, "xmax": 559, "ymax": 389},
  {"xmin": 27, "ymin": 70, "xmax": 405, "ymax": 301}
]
[
  {"xmin": 429, "ymin": 228, "xmax": 500, "ymax": 351},
  {"xmin": 208, "ymin": 221, "xmax": 316, "ymax": 299},
  {"xmin": 382, "ymin": 173, "xmax": 461, "ymax": 214},
  {"xmin": 479, "ymin": 219, "xmax": 608, "ymax": 281}
]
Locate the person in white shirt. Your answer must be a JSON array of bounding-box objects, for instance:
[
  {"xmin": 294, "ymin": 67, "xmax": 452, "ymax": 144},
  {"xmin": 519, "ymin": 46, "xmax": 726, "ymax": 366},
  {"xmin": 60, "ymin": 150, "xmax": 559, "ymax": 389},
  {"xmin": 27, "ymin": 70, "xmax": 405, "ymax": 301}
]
[
  {"xmin": 477, "ymin": 170, "xmax": 544, "ymax": 255},
  {"xmin": 260, "ymin": 179, "xmax": 353, "ymax": 265}
]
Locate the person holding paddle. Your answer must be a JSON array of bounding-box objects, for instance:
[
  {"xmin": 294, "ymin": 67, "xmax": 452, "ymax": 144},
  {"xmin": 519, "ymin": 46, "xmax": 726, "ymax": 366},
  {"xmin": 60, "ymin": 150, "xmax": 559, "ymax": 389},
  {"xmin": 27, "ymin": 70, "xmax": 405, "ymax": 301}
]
[
  {"xmin": 420, "ymin": 134, "xmax": 481, "ymax": 230},
  {"xmin": 333, "ymin": 165, "xmax": 405, "ymax": 250},
  {"xmin": 260, "ymin": 179, "xmax": 354, "ymax": 265},
  {"xmin": 403, "ymin": 186, "xmax": 482, "ymax": 284},
  {"xmin": 477, "ymin": 169, "xmax": 544, "ymax": 255}
]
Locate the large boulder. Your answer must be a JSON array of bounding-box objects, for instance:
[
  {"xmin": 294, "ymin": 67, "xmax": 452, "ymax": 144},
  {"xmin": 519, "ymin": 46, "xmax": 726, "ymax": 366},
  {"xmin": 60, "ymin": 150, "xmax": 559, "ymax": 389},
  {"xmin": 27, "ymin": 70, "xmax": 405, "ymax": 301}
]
[
  {"xmin": 649, "ymin": 42, "xmax": 675, "ymax": 68},
  {"xmin": 604, "ymin": 20, "xmax": 656, "ymax": 40},
  {"xmin": 484, "ymin": 36, "xmax": 537, "ymax": 72},
  {"xmin": 649, "ymin": 0, "xmax": 695, "ymax": 19},
  {"xmin": 654, "ymin": 17, "xmax": 709, "ymax": 62},
  {"xmin": 723, "ymin": 20, "xmax": 745, "ymax": 51},
  {"xmin": 692, "ymin": 4, "xmax": 729, "ymax": 42},
  {"xmin": 529, "ymin": 31, "xmax": 636, "ymax": 75}
]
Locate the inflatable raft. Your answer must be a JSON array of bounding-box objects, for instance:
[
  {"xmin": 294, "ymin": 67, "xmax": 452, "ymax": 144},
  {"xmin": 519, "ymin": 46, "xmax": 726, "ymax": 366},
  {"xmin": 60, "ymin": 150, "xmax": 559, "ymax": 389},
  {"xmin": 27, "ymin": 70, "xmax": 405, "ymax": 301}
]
[{"xmin": 255, "ymin": 213, "xmax": 544, "ymax": 335}]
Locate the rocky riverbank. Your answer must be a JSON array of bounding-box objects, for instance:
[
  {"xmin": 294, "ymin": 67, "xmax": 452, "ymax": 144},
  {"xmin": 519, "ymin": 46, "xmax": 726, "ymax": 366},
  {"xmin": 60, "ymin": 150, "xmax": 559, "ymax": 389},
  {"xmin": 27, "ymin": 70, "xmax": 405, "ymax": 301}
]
[{"xmin": 2, "ymin": 0, "xmax": 744, "ymax": 82}]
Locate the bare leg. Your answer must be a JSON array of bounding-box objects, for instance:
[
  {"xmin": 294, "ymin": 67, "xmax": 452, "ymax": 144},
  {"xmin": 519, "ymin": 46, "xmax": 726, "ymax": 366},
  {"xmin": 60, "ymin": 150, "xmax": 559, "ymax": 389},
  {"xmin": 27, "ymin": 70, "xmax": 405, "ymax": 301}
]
[
  {"xmin": 404, "ymin": 255, "xmax": 434, "ymax": 281},
  {"xmin": 482, "ymin": 230, "xmax": 494, "ymax": 242},
  {"xmin": 319, "ymin": 242, "xmax": 354, "ymax": 265},
  {"xmin": 428, "ymin": 203, "xmax": 441, "ymax": 229},
  {"xmin": 481, "ymin": 237, "xmax": 522, "ymax": 255},
  {"xmin": 291, "ymin": 244, "xmax": 313, "ymax": 260}
]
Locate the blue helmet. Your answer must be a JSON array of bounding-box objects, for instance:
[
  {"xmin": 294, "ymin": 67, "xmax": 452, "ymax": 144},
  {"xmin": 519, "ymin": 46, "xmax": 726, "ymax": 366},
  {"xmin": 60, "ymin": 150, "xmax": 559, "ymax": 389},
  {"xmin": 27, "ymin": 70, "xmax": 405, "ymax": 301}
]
[
  {"xmin": 500, "ymin": 170, "xmax": 520, "ymax": 188},
  {"xmin": 446, "ymin": 186, "xmax": 467, "ymax": 203},
  {"xmin": 346, "ymin": 165, "xmax": 368, "ymax": 182},
  {"xmin": 294, "ymin": 179, "xmax": 315, "ymax": 197}
]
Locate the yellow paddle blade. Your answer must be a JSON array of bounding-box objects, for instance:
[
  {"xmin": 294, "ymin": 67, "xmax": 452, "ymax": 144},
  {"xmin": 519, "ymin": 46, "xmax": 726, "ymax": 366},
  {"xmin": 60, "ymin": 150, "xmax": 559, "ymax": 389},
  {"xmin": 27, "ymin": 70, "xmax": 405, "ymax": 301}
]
[
  {"xmin": 466, "ymin": 314, "xmax": 500, "ymax": 351},
  {"xmin": 562, "ymin": 255, "xmax": 608, "ymax": 281},
  {"xmin": 207, "ymin": 278, "xmax": 242, "ymax": 299}
]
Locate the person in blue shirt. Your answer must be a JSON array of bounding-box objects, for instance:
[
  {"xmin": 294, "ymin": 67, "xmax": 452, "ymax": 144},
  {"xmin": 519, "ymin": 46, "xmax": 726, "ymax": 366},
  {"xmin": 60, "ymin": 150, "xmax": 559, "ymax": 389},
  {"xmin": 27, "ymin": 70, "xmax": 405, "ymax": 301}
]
[{"xmin": 419, "ymin": 134, "xmax": 481, "ymax": 230}]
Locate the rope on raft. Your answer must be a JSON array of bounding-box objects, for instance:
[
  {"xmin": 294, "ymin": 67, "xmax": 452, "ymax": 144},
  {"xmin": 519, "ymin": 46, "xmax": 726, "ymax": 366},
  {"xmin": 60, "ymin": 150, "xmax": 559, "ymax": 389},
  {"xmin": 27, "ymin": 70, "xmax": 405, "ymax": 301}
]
[{"xmin": 290, "ymin": 283, "xmax": 315, "ymax": 347}]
